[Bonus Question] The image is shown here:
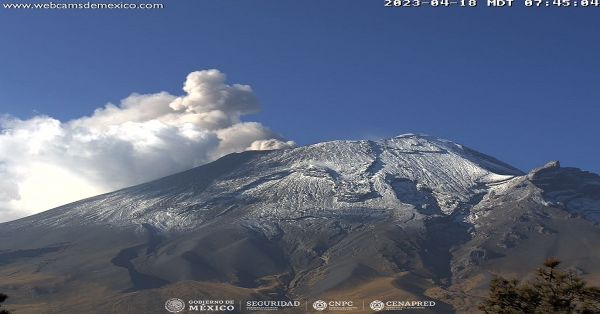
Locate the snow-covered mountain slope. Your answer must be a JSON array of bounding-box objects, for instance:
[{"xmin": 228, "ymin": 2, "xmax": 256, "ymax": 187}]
[
  {"xmin": 1, "ymin": 134, "xmax": 599, "ymax": 314},
  {"xmin": 5, "ymin": 134, "xmax": 524, "ymax": 231},
  {"xmin": 469, "ymin": 160, "xmax": 600, "ymax": 225}
]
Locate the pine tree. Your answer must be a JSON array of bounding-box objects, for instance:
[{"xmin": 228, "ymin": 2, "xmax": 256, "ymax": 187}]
[
  {"xmin": 0, "ymin": 293, "xmax": 10, "ymax": 314},
  {"xmin": 479, "ymin": 259, "xmax": 600, "ymax": 314}
]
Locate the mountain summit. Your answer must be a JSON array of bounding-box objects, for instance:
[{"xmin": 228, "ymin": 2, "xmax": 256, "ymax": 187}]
[
  {"xmin": 0, "ymin": 134, "xmax": 598, "ymax": 313},
  {"xmin": 6, "ymin": 134, "xmax": 523, "ymax": 230}
]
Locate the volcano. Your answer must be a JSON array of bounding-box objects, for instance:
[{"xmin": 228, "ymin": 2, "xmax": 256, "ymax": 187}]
[{"xmin": 1, "ymin": 134, "xmax": 599, "ymax": 313}]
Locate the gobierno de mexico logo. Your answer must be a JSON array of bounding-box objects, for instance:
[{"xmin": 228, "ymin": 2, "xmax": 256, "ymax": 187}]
[{"xmin": 164, "ymin": 298, "xmax": 186, "ymax": 313}]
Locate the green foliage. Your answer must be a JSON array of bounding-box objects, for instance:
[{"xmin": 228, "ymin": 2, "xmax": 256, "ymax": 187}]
[
  {"xmin": 0, "ymin": 293, "xmax": 9, "ymax": 314},
  {"xmin": 480, "ymin": 259, "xmax": 600, "ymax": 314}
]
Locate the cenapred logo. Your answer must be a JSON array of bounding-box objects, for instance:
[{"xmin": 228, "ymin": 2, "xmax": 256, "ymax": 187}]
[
  {"xmin": 164, "ymin": 298, "xmax": 186, "ymax": 313},
  {"xmin": 312, "ymin": 300, "xmax": 328, "ymax": 311},
  {"xmin": 370, "ymin": 300, "xmax": 385, "ymax": 311},
  {"xmin": 370, "ymin": 300, "xmax": 436, "ymax": 311}
]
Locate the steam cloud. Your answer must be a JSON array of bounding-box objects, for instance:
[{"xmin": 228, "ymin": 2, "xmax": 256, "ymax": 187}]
[{"xmin": 0, "ymin": 69, "xmax": 295, "ymax": 222}]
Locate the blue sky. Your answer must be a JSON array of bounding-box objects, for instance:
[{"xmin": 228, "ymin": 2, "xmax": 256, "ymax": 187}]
[{"xmin": 1, "ymin": 1, "xmax": 599, "ymax": 174}]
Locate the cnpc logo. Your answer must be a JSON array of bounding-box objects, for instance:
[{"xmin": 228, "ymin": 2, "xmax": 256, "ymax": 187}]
[
  {"xmin": 312, "ymin": 300, "xmax": 356, "ymax": 311},
  {"xmin": 312, "ymin": 300, "xmax": 328, "ymax": 311}
]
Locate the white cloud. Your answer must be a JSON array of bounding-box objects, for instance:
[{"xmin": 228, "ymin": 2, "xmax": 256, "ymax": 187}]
[{"xmin": 0, "ymin": 69, "xmax": 295, "ymax": 222}]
